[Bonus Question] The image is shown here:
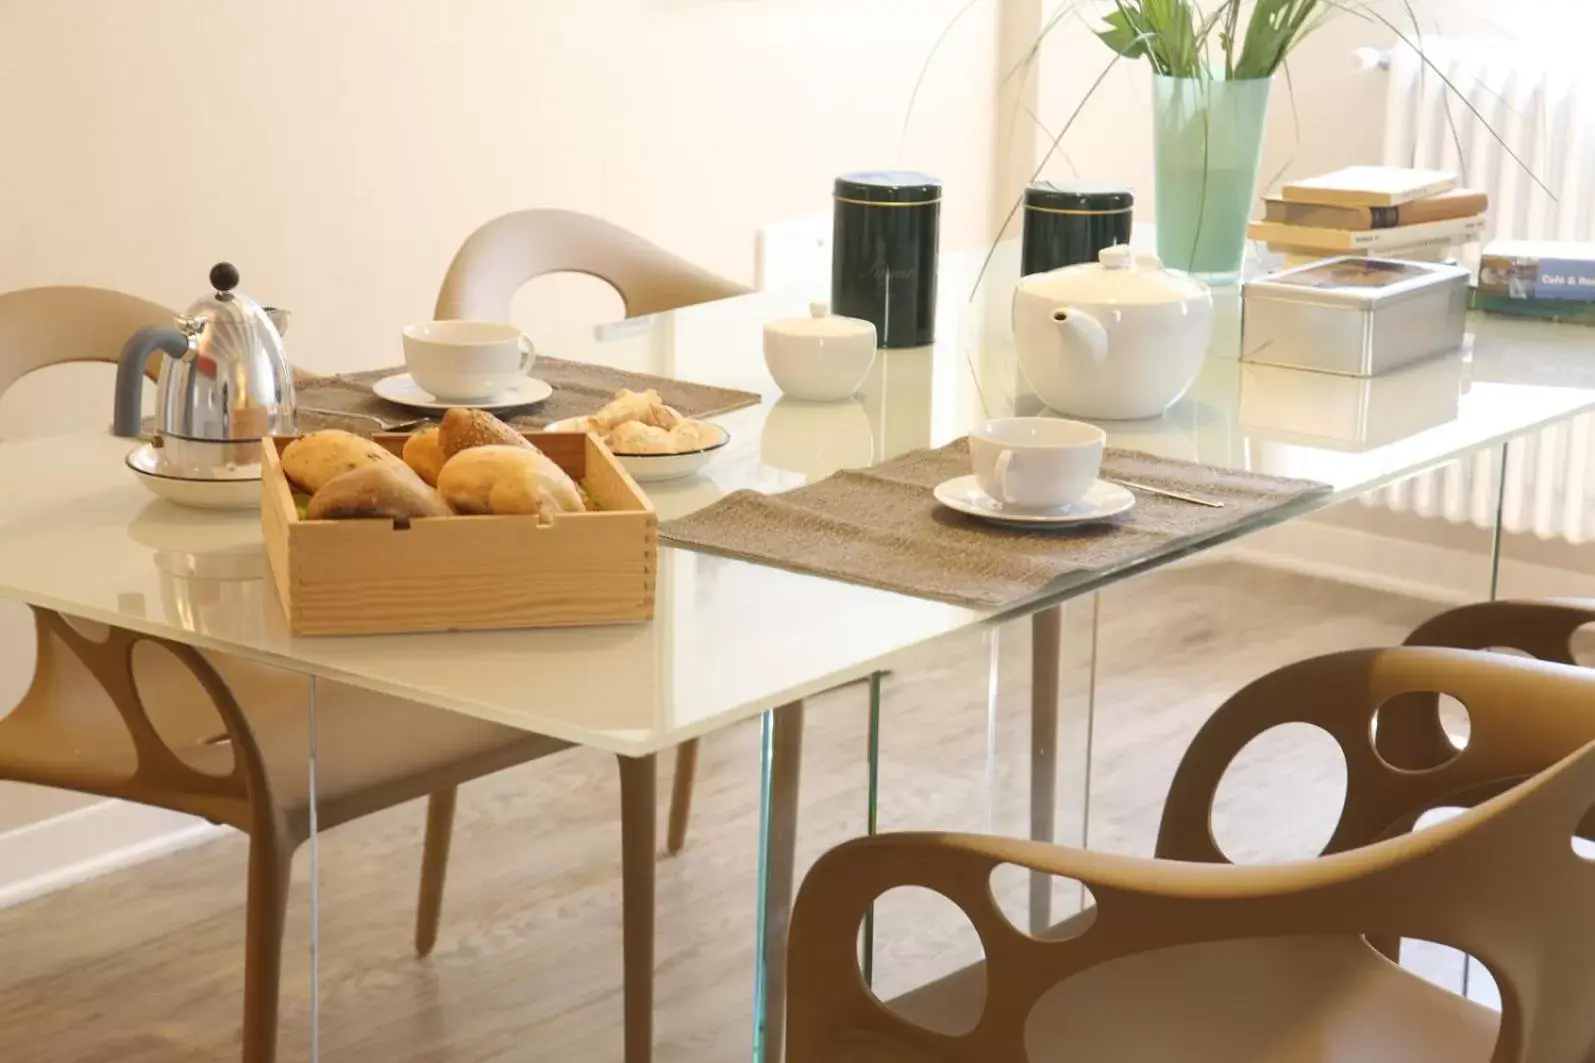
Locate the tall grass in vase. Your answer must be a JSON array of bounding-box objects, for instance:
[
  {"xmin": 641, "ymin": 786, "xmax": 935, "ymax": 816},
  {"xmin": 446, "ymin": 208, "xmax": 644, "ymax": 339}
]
[{"xmin": 1098, "ymin": 0, "xmax": 1327, "ymax": 280}]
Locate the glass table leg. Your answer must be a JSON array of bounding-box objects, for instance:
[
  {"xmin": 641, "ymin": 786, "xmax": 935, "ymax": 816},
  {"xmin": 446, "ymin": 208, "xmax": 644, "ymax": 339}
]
[
  {"xmin": 1029, "ymin": 607, "xmax": 1060, "ymax": 934},
  {"xmin": 1029, "ymin": 596, "xmax": 1100, "ymax": 933},
  {"xmin": 752, "ymin": 700, "xmax": 805, "ymax": 1063},
  {"xmin": 307, "ymin": 673, "xmax": 320, "ymax": 1063},
  {"xmin": 861, "ymin": 673, "xmax": 882, "ymax": 989},
  {"xmin": 1464, "ymin": 438, "xmax": 1513, "ymax": 1000}
]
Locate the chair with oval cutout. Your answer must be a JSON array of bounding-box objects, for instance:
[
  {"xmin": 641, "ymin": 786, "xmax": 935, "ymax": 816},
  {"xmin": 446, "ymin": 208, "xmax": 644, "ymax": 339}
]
[
  {"xmin": 788, "ymin": 647, "xmax": 1595, "ymax": 1062},
  {"xmin": 0, "ymin": 285, "xmax": 663, "ymax": 1063},
  {"xmin": 435, "ymin": 208, "xmax": 748, "ymax": 321},
  {"xmin": 434, "ymin": 209, "xmax": 751, "ymax": 857}
]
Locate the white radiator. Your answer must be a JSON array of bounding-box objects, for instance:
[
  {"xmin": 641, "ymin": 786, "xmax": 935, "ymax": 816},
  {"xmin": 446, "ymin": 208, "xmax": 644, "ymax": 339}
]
[{"xmin": 1369, "ymin": 39, "xmax": 1595, "ymax": 542}]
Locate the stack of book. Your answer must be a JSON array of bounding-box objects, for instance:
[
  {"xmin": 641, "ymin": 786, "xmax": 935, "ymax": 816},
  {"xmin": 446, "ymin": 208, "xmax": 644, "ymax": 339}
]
[
  {"xmin": 1474, "ymin": 241, "xmax": 1595, "ymax": 326},
  {"xmin": 1248, "ymin": 166, "xmax": 1489, "ymax": 268}
]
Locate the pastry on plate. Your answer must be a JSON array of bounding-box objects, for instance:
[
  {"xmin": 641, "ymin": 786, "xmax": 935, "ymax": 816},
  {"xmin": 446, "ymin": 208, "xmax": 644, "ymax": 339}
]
[
  {"xmin": 556, "ymin": 389, "xmax": 723, "ymax": 456},
  {"xmin": 281, "ymin": 429, "xmax": 403, "ymax": 494},
  {"xmin": 608, "ymin": 420, "xmax": 674, "ymax": 455}
]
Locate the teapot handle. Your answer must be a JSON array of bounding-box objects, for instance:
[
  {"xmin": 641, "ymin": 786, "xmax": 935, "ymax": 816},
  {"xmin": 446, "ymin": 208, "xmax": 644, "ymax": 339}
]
[{"xmin": 112, "ymin": 326, "xmax": 192, "ymax": 438}]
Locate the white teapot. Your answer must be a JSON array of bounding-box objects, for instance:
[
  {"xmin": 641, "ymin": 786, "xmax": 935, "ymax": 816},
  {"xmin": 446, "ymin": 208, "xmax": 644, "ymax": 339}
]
[{"xmin": 1012, "ymin": 245, "xmax": 1213, "ymax": 420}]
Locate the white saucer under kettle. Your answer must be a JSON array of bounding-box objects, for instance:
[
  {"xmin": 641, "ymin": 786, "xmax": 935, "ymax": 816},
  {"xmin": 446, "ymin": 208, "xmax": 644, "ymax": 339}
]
[{"xmin": 1012, "ymin": 245, "xmax": 1214, "ymax": 420}]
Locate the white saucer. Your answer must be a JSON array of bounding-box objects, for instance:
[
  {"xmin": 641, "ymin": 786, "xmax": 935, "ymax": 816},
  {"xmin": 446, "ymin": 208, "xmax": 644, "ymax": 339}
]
[
  {"xmin": 127, "ymin": 445, "xmax": 261, "ymax": 511},
  {"xmin": 933, "ymin": 475, "xmax": 1135, "ymax": 527},
  {"xmin": 372, "ymin": 373, "xmax": 554, "ymax": 411}
]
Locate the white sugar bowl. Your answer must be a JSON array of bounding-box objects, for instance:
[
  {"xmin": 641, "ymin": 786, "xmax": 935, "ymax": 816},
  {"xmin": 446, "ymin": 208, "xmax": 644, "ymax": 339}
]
[
  {"xmin": 763, "ymin": 302, "xmax": 878, "ymax": 402},
  {"xmin": 1012, "ymin": 245, "xmax": 1214, "ymax": 420}
]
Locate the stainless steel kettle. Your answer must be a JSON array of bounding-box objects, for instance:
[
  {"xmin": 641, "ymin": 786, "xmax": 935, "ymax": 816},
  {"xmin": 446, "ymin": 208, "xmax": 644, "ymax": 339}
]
[{"xmin": 113, "ymin": 262, "xmax": 296, "ymax": 476}]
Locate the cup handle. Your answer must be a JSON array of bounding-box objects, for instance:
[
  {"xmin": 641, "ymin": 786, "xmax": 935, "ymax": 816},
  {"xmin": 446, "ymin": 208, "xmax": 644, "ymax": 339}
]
[
  {"xmin": 994, "ymin": 449, "xmax": 1016, "ymax": 504},
  {"xmin": 518, "ymin": 334, "xmax": 537, "ymax": 374}
]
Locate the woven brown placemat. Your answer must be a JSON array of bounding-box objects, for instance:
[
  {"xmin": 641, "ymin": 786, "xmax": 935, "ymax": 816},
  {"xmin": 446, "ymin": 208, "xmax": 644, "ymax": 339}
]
[
  {"xmin": 291, "ymin": 357, "xmax": 761, "ymax": 433},
  {"xmin": 661, "ymin": 438, "xmax": 1330, "ymax": 608}
]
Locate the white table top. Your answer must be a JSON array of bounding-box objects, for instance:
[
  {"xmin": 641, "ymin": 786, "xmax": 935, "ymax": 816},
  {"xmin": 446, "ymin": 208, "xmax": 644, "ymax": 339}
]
[{"xmin": 3, "ymin": 245, "xmax": 1594, "ymax": 754}]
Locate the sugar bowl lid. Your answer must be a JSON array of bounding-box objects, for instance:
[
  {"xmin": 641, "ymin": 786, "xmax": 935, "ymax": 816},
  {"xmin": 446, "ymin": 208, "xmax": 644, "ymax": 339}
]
[
  {"xmin": 1020, "ymin": 245, "xmax": 1209, "ymax": 306},
  {"xmin": 765, "ymin": 302, "xmax": 878, "ymax": 341}
]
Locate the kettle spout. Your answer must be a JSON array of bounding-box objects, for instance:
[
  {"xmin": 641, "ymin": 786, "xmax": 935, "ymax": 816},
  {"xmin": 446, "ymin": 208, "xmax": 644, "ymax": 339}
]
[{"xmin": 1051, "ymin": 306, "xmax": 1110, "ymax": 363}]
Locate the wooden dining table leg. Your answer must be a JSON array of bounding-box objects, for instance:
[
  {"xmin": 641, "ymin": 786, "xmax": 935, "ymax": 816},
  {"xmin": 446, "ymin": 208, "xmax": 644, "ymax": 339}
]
[
  {"xmin": 1030, "ymin": 605, "xmax": 1061, "ymax": 935},
  {"xmin": 755, "ymin": 700, "xmax": 805, "ymax": 1063},
  {"xmin": 666, "ymin": 739, "xmax": 699, "ymax": 855},
  {"xmin": 618, "ymin": 753, "xmax": 658, "ymax": 1063}
]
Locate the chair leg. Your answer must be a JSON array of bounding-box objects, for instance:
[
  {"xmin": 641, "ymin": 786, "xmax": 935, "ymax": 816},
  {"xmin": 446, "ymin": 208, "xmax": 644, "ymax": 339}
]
[
  {"xmin": 415, "ymin": 787, "xmax": 459, "ymax": 958},
  {"xmin": 666, "ymin": 739, "xmax": 699, "ymax": 856},
  {"xmin": 242, "ymin": 831, "xmax": 294, "ymax": 1063},
  {"xmin": 618, "ymin": 754, "xmax": 657, "ymax": 1063},
  {"xmin": 759, "ymin": 702, "xmax": 805, "ymax": 1063}
]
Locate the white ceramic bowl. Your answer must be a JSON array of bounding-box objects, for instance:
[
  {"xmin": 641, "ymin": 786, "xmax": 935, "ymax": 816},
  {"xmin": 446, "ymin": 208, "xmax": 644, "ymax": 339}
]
[
  {"xmin": 763, "ymin": 302, "xmax": 878, "ymax": 402},
  {"xmin": 544, "ymin": 419, "xmax": 731, "ymax": 483},
  {"xmin": 127, "ymin": 444, "xmax": 261, "ymax": 510}
]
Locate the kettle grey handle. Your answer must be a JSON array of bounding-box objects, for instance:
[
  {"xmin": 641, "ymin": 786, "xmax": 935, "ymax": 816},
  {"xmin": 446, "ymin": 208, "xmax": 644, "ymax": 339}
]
[{"xmin": 112, "ymin": 326, "xmax": 191, "ymax": 437}]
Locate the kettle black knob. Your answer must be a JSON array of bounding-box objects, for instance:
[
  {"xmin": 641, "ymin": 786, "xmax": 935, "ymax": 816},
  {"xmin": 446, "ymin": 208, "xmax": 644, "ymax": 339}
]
[{"xmin": 209, "ymin": 261, "xmax": 240, "ymax": 294}]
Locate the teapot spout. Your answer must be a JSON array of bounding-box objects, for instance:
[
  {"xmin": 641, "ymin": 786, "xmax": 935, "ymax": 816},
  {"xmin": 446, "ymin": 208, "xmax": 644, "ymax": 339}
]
[{"xmin": 1051, "ymin": 306, "xmax": 1110, "ymax": 363}]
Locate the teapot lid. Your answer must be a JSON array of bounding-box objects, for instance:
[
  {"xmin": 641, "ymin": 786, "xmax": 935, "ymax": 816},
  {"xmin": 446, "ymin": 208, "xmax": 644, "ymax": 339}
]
[
  {"xmin": 1024, "ymin": 245, "xmax": 1209, "ymax": 306},
  {"xmin": 183, "ymin": 262, "xmax": 268, "ymax": 327}
]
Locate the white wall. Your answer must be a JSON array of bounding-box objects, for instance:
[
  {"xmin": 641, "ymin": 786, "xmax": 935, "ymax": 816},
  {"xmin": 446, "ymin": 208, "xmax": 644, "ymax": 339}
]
[
  {"xmin": 0, "ymin": 0, "xmax": 998, "ymax": 374},
  {"xmin": 0, "ymin": 0, "xmax": 1001, "ymax": 869}
]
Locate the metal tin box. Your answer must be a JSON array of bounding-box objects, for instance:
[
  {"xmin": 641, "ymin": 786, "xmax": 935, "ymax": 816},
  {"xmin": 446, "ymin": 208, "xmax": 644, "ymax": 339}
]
[{"xmin": 1241, "ymin": 257, "xmax": 1468, "ymax": 377}]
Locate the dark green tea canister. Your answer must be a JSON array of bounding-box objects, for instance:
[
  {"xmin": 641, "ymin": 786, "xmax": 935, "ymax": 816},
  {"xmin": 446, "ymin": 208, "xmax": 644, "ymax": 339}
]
[
  {"xmin": 1021, "ymin": 181, "xmax": 1134, "ymax": 276},
  {"xmin": 831, "ymin": 171, "xmax": 941, "ymax": 349}
]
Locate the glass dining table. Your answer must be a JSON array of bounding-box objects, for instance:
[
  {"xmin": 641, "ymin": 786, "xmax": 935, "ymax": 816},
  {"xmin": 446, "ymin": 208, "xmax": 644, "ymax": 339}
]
[{"xmin": 1, "ymin": 242, "xmax": 1593, "ymax": 1062}]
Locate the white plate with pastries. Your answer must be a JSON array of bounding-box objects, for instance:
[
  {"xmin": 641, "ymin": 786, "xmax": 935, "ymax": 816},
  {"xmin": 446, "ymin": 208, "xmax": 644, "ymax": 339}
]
[{"xmin": 545, "ymin": 388, "xmax": 730, "ymax": 483}]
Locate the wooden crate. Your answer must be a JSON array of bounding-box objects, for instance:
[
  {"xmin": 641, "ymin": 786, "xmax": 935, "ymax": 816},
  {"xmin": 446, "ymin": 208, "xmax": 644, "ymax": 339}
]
[{"xmin": 261, "ymin": 431, "xmax": 656, "ymax": 636}]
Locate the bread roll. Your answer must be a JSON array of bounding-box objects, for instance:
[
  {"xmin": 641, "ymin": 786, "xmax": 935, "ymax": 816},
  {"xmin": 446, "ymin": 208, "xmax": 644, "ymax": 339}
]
[
  {"xmin": 401, "ymin": 426, "xmax": 448, "ymax": 486},
  {"xmin": 436, "ymin": 444, "xmax": 586, "ymax": 522},
  {"xmin": 307, "ymin": 463, "xmax": 452, "ymax": 521},
  {"xmin": 438, "ymin": 407, "xmax": 532, "ymax": 457},
  {"xmin": 280, "ymin": 430, "xmax": 402, "ymax": 493}
]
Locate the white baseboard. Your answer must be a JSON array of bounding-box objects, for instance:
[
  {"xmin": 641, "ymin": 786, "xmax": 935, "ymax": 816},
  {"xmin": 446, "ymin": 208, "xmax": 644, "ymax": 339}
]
[
  {"xmin": 1223, "ymin": 519, "xmax": 1595, "ymax": 604},
  {"xmin": 0, "ymin": 800, "xmax": 227, "ymax": 910}
]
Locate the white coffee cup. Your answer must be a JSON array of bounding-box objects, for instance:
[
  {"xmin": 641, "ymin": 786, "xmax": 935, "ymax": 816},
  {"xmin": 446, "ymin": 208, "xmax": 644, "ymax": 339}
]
[
  {"xmin": 969, "ymin": 417, "xmax": 1105, "ymax": 509},
  {"xmin": 402, "ymin": 320, "xmax": 535, "ymax": 402}
]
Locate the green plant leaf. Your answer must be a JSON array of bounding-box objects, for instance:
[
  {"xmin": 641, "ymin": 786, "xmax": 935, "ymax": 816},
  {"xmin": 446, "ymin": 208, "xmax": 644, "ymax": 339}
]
[{"xmin": 1096, "ymin": 9, "xmax": 1150, "ymax": 60}]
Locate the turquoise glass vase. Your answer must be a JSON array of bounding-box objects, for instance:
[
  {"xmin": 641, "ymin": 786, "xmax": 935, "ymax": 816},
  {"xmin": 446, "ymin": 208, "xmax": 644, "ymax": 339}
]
[{"xmin": 1152, "ymin": 74, "xmax": 1272, "ymax": 282}]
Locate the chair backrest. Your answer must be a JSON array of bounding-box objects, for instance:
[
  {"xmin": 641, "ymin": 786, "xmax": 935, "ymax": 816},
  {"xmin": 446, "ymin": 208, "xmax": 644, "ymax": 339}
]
[
  {"xmin": 791, "ymin": 649, "xmax": 1595, "ymax": 1063},
  {"xmin": 1379, "ymin": 599, "xmax": 1595, "ymax": 773},
  {"xmin": 0, "ymin": 285, "xmax": 174, "ymax": 400},
  {"xmin": 1157, "ymin": 647, "xmax": 1595, "ymax": 864},
  {"xmin": 433, "ymin": 209, "xmax": 750, "ymax": 321}
]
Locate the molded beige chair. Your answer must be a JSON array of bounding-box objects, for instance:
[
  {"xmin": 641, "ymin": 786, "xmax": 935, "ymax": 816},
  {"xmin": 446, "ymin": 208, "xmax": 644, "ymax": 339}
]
[
  {"xmin": 435, "ymin": 208, "xmax": 748, "ymax": 321},
  {"xmin": 434, "ymin": 209, "xmax": 749, "ymax": 855},
  {"xmin": 789, "ymin": 647, "xmax": 1595, "ymax": 1062},
  {"xmin": 0, "ymin": 286, "xmax": 659, "ymax": 1063}
]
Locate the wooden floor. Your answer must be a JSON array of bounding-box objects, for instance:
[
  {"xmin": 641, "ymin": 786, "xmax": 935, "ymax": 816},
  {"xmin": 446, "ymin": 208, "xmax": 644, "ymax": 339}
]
[{"xmin": 0, "ymin": 558, "xmax": 1448, "ymax": 1062}]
